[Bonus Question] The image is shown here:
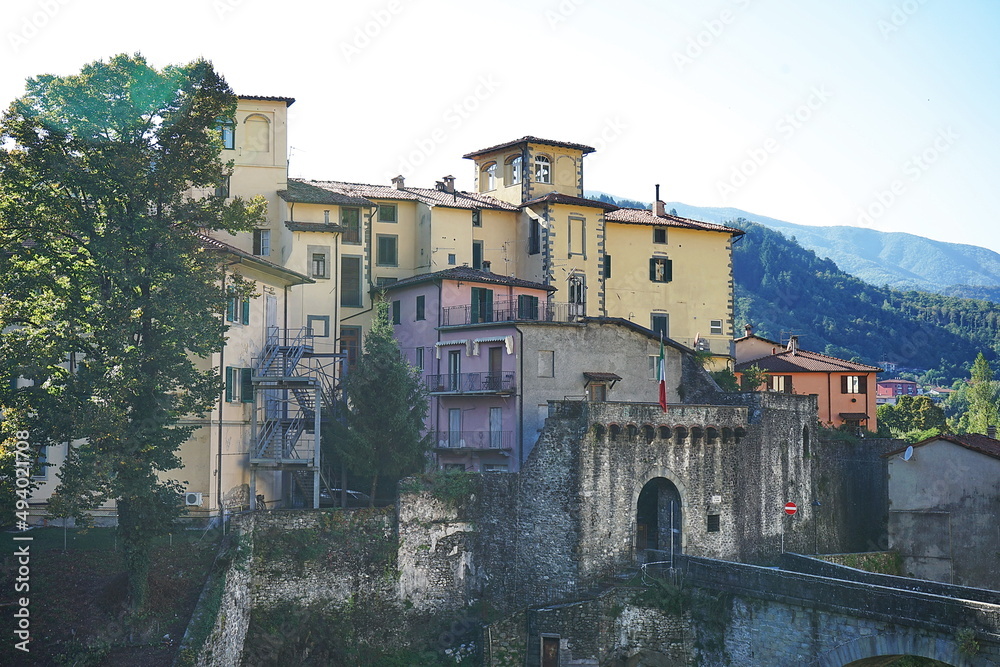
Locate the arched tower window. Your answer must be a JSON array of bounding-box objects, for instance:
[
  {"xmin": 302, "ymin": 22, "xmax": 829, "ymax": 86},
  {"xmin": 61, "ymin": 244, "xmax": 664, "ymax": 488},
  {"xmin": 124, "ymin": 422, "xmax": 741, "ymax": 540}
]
[
  {"xmin": 480, "ymin": 162, "xmax": 497, "ymax": 191},
  {"xmin": 534, "ymin": 154, "xmax": 551, "ymax": 184}
]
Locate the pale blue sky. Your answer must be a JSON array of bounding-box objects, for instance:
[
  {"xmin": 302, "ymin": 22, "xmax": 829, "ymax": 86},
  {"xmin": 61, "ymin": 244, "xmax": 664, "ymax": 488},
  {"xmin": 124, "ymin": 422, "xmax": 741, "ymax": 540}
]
[{"xmin": 4, "ymin": 0, "xmax": 998, "ymax": 251}]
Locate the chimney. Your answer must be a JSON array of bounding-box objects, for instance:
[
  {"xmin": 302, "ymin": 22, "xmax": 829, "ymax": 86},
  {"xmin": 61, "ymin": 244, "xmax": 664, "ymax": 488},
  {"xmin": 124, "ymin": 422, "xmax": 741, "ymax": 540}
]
[
  {"xmin": 482, "ymin": 260, "xmax": 491, "ymax": 273},
  {"xmin": 787, "ymin": 335, "xmax": 799, "ymax": 355},
  {"xmin": 989, "ymin": 425, "xmax": 997, "ymax": 439},
  {"xmin": 744, "ymin": 324, "xmax": 754, "ymax": 337},
  {"xmin": 653, "ymin": 184, "xmax": 666, "ymax": 217},
  {"xmin": 391, "ymin": 175, "xmax": 405, "ymax": 190},
  {"xmin": 442, "ymin": 175, "xmax": 456, "ymax": 194}
]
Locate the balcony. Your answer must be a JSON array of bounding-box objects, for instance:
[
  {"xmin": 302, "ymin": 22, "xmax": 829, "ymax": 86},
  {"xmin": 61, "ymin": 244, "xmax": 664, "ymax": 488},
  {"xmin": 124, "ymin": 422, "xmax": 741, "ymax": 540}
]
[
  {"xmin": 441, "ymin": 299, "xmax": 582, "ymax": 326},
  {"xmin": 433, "ymin": 430, "xmax": 513, "ymax": 451},
  {"xmin": 426, "ymin": 371, "xmax": 516, "ymax": 395}
]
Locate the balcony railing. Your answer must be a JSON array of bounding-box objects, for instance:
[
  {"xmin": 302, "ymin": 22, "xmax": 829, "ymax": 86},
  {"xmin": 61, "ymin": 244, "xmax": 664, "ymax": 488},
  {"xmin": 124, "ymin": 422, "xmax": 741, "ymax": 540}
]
[
  {"xmin": 426, "ymin": 371, "xmax": 516, "ymax": 394},
  {"xmin": 433, "ymin": 430, "xmax": 513, "ymax": 450},
  {"xmin": 441, "ymin": 300, "xmax": 583, "ymax": 326}
]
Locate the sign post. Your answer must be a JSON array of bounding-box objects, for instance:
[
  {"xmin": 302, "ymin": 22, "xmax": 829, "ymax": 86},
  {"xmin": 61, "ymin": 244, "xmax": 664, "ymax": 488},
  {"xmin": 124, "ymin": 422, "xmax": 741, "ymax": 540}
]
[{"xmin": 781, "ymin": 502, "xmax": 797, "ymax": 553}]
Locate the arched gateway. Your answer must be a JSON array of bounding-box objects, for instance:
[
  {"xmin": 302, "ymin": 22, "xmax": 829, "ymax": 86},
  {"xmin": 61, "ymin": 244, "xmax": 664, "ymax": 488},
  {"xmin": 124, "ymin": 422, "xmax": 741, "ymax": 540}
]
[{"xmin": 635, "ymin": 477, "xmax": 682, "ymax": 564}]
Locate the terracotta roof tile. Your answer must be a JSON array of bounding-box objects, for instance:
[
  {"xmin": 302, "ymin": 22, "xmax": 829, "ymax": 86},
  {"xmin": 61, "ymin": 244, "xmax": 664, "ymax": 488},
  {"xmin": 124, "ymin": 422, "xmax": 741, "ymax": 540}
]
[
  {"xmin": 884, "ymin": 433, "xmax": 1000, "ymax": 460},
  {"xmin": 285, "ymin": 179, "xmax": 518, "ymax": 211},
  {"xmin": 735, "ymin": 349, "xmax": 881, "ymax": 373},
  {"xmin": 279, "ymin": 180, "xmax": 373, "ymax": 206},
  {"xmin": 520, "ymin": 192, "xmax": 619, "ymax": 211},
  {"xmin": 238, "ymin": 94, "xmax": 295, "ymax": 106},
  {"xmin": 383, "ymin": 266, "xmax": 556, "ymax": 292},
  {"xmin": 463, "ymin": 136, "xmax": 596, "ymax": 159},
  {"xmin": 606, "ymin": 208, "xmax": 745, "ymax": 235}
]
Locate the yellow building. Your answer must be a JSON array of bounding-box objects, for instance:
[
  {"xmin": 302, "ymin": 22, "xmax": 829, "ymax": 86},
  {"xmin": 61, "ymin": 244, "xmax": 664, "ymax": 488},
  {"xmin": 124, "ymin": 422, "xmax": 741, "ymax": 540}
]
[{"xmin": 462, "ymin": 137, "xmax": 743, "ymax": 366}]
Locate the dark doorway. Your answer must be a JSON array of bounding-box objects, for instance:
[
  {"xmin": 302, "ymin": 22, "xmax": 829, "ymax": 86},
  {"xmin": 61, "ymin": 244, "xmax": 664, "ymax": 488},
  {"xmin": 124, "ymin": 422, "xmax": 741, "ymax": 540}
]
[{"xmin": 636, "ymin": 477, "xmax": 682, "ymax": 562}]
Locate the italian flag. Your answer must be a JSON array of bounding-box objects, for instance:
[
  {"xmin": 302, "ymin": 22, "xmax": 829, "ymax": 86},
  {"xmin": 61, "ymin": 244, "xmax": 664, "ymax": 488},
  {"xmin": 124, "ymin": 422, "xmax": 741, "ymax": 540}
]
[{"xmin": 658, "ymin": 336, "xmax": 667, "ymax": 412}]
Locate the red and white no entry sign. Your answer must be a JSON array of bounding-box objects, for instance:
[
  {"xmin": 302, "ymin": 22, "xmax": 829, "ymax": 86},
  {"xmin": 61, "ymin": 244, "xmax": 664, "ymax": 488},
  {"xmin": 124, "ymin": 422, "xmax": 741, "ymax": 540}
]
[{"xmin": 784, "ymin": 502, "xmax": 797, "ymax": 515}]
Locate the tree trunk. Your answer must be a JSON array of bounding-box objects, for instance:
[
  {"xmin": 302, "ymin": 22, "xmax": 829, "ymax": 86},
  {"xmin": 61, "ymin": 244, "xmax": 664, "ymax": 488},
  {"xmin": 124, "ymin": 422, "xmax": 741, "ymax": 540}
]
[
  {"xmin": 118, "ymin": 498, "xmax": 151, "ymax": 611},
  {"xmin": 369, "ymin": 472, "xmax": 378, "ymax": 508}
]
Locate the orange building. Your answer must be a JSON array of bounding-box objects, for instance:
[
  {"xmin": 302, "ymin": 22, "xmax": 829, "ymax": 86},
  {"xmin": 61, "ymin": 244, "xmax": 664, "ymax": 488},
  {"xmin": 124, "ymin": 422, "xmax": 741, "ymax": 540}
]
[{"xmin": 734, "ymin": 328, "xmax": 881, "ymax": 432}]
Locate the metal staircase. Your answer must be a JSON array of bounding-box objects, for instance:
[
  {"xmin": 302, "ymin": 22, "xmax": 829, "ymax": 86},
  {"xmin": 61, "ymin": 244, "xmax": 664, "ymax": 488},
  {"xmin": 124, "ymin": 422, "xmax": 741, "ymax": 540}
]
[{"xmin": 249, "ymin": 327, "xmax": 342, "ymax": 509}]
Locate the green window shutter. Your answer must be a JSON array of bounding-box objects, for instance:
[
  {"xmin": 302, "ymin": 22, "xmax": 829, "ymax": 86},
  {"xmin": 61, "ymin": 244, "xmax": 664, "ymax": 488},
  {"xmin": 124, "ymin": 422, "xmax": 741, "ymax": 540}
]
[
  {"xmin": 841, "ymin": 376, "xmax": 849, "ymax": 394},
  {"xmin": 484, "ymin": 289, "xmax": 493, "ymax": 323},
  {"xmin": 241, "ymin": 368, "xmax": 254, "ymax": 403},
  {"xmin": 225, "ymin": 366, "xmax": 235, "ymax": 402},
  {"xmin": 649, "ymin": 258, "xmax": 657, "ymax": 282},
  {"xmin": 241, "ymin": 298, "xmax": 250, "ymax": 325},
  {"xmin": 665, "ymin": 259, "xmax": 673, "ymax": 282},
  {"xmin": 603, "ymin": 254, "xmax": 611, "ymax": 279},
  {"xmin": 859, "ymin": 376, "xmax": 868, "ymax": 394},
  {"xmin": 471, "ymin": 287, "xmax": 481, "ymax": 323},
  {"xmin": 226, "ymin": 295, "xmax": 235, "ymax": 322}
]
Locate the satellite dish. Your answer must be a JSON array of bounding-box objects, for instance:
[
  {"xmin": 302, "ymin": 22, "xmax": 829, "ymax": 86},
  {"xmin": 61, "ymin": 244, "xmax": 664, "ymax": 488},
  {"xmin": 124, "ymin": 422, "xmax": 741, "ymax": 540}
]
[{"xmin": 902, "ymin": 445, "xmax": 914, "ymax": 461}]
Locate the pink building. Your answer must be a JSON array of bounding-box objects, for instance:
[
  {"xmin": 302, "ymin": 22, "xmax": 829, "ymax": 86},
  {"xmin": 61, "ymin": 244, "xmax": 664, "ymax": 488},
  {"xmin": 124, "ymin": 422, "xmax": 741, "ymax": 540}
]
[{"xmin": 385, "ymin": 267, "xmax": 557, "ymax": 472}]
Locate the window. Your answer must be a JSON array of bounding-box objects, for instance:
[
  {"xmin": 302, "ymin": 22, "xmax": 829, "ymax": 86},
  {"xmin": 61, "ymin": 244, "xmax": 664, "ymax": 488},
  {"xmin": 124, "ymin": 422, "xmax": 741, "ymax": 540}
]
[
  {"xmin": 448, "ymin": 408, "xmax": 462, "ymax": 445},
  {"xmin": 416, "ymin": 295, "xmax": 425, "ymax": 321},
  {"xmin": 534, "ymin": 155, "xmax": 551, "ymax": 183},
  {"xmin": 415, "ymin": 347, "xmax": 424, "ymax": 371},
  {"xmin": 341, "ymin": 208, "xmax": 361, "ymax": 244},
  {"xmin": 506, "ymin": 155, "xmax": 522, "ymax": 185},
  {"xmin": 649, "ymin": 257, "xmax": 673, "ymax": 283},
  {"xmin": 770, "ymin": 375, "xmax": 793, "ymax": 393},
  {"xmin": 471, "ymin": 287, "xmax": 494, "ymax": 323},
  {"xmin": 483, "ymin": 464, "xmax": 509, "ymax": 473},
  {"xmin": 481, "ymin": 162, "xmax": 497, "ymax": 191},
  {"xmin": 568, "ymin": 216, "xmax": 585, "ymax": 257},
  {"xmin": 378, "ymin": 204, "xmax": 397, "ymax": 223},
  {"xmin": 376, "ymin": 234, "xmax": 398, "ymax": 267},
  {"xmin": 654, "ymin": 227, "xmax": 667, "ymax": 244},
  {"xmin": 603, "ymin": 255, "xmax": 611, "ymax": 279},
  {"xmin": 537, "ymin": 350, "xmax": 554, "ymax": 378},
  {"xmin": 217, "ymin": 118, "xmax": 235, "ymax": 149},
  {"xmin": 472, "ymin": 241, "xmax": 484, "ymax": 270},
  {"xmin": 340, "ymin": 326, "xmax": 361, "ymax": 370},
  {"xmin": 448, "ymin": 253, "xmax": 456, "ymax": 265},
  {"xmin": 528, "ymin": 219, "xmax": 541, "ymax": 255},
  {"xmin": 707, "ymin": 515, "xmax": 721, "ymax": 532},
  {"xmin": 587, "ymin": 382, "xmax": 607, "ymax": 402},
  {"xmin": 842, "ymin": 375, "xmax": 867, "ymax": 394},
  {"xmin": 375, "ymin": 277, "xmax": 397, "ymax": 288},
  {"xmin": 710, "ymin": 319, "xmax": 723, "ymax": 335},
  {"xmin": 648, "ymin": 355, "xmax": 659, "ymax": 380},
  {"xmin": 517, "ymin": 294, "xmax": 539, "ymax": 320},
  {"xmin": 324, "ymin": 210, "xmax": 330, "ymax": 223},
  {"xmin": 311, "ymin": 253, "xmax": 327, "ymax": 278},
  {"xmin": 226, "ymin": 289, "xmax": 250, "ymax": 325},
  {"xmin": 341, "ymin": 256, "xmax": 363, "ymax": 307},
  {"xmin": 306, "ymin": 315, "xmax": 330, "ymax": 337},
  {"xmin": 391, "ymin": 300, "xmax": 401, "ymax": 325},
  {"xmin": 225, "ymin": 367, "xmax": 253, "ymax": 403},
  {"xmin": 215, "ymin": 175, "xmax": 230, "ymax": 199},
  {"xmin": 651, "ymin": 314, "xmax": 669, "ymax": 338},
  {"xmin": 253, "ymin": 229, "xmax": 270, "ymax": 256},
  {"xmin": 472, "ymin": 210, "xmax": 482, "ymax": 227},
  {"xmin": 448, "ymin": 351, "xmax": 462, "ymax": 391}
]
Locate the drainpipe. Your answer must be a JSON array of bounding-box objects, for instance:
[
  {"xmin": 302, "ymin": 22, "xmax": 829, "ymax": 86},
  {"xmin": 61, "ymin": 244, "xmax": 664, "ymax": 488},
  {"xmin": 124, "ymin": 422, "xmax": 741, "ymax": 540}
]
[{"xmin": 514, "ymin": 324, "xmax": 524, "ymax": 469}]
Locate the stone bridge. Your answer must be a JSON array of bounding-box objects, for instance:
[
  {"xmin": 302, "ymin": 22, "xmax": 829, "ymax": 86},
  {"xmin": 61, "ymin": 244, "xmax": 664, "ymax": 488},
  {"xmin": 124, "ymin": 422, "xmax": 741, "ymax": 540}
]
[
  {"xmin": 674, "ymin": 554, "xmax": 999, "ymax": 666},
  {"xmin": 496, "ymin": 554, "xmax": 1000, "ymax": 666}
]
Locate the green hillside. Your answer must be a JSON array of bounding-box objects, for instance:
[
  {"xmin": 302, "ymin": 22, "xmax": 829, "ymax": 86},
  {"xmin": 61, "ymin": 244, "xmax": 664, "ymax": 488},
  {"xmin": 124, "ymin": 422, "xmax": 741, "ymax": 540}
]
[
  {"xmin": 659, "ymin": 201, "xmax": 1000, "ymax": 293},
  {"xmin": 730, "ymin": 219, "xmax": 1000, "ymax": 382}
]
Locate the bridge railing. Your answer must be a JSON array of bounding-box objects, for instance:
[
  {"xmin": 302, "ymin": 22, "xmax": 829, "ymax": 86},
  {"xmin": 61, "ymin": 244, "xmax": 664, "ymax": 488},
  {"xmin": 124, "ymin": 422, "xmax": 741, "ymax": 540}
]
[{"xmin": 674, "ymin": 554, "xmax": 1000, "ymax": 641}]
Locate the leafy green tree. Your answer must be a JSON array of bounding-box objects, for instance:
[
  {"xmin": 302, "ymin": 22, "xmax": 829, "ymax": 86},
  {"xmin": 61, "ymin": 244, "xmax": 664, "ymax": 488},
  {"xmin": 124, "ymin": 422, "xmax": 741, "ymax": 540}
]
[
  {"xmin": 738, "ymin": 364, "xmax": 769, "ymax": 392},
  {"xmin": 959, "ymin": 353, "xmax": 1000, "ymax": 434},
  {"xmin": 0, "ymin": 54, "xmax": 264, "ymax": 609},
  {"xmin": 334, "ymin": 298, "xmax": 431, "ymax": 505},
  {"xmin": 877, "ymin": 395, "xmax": 947, "ymax": 439}
]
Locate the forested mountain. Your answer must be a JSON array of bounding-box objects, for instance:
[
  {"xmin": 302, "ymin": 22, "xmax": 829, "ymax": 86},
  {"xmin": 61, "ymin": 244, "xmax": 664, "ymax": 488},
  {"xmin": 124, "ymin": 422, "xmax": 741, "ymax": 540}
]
[
  {"xmin": 659, "ymin": 202, "xmax": 1000, "ymax": 294},
  {"xmin": 730, "ymin": 220, "xmax": 1000, "ymax": 383}
]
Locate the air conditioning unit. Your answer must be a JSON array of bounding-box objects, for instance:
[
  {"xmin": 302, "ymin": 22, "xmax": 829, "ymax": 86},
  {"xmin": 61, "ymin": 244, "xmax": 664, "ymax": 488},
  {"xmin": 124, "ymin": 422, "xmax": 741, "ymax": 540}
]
[{"xmin": 185, "ymin": 492, "xmax": 204, "ymax": 507}]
